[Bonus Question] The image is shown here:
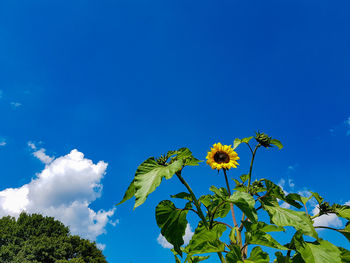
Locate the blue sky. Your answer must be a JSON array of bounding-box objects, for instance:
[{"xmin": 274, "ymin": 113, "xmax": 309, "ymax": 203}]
[{"xmin": 0, "ymin": 0, "xmax": 350, "ymax": 262}]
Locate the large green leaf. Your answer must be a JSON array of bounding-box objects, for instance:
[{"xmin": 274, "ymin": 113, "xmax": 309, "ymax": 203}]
[
  {"xmin": 116, "ymin": 179, "xmax": 135, "ymax": 205},
  {"xmin": 228, "ymin": 191, "xmax": 257, "ymax": 223},
  {"xmin": 134, "ymin": 158, "xmax": 183, "ymax": 208},
  {"xmin": 243, "ymin": 221, "xmax": 287, "ymax": 250},
  {"xmin": 245, "ymin": 246, "xmax": 270, "ymax": 263},
  {"xmin": 155, "ymin": 200, "xmax": 189, "ymax": 256},
  {"xmin": 293, "ymin": 233, "xmax": 342, "ymax": 263},
  {"xmin": 185, "ymin": 223, "xmax": 226, "ymax": 255},
  {"xmin": 261, "ymin": 199, "xmax": 317, "ymax": 239}
]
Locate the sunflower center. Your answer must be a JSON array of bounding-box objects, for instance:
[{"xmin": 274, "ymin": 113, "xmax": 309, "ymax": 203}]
[{"xmin": 214, "ymin": 151, "xmax": 230, "ymax": 164}]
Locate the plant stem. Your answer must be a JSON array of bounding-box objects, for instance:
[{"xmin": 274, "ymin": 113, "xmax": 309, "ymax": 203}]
[
  {"xmin": 223, "ymin": 169, "xmax": 238, "ymax": 228},
  {"xmin": 175, "ymin": 171, "xmax": 226, "ymax": 263},
  {"xmin": 247, "ymin": 145, "xmax": 260, "ymax": 192},
  {"xmin": 175, "ymin": 171, "xmax": 208, "ymax": 228},
  {"xmin": 223, "ymin": 169, "xmax": 242, "ymax": 251}
]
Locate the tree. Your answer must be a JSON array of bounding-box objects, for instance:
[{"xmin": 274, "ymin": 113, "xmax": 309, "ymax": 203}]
[
  {"xmin": 0, "ymin": 213, "xmax": 107, "ymax": 263},
  {"xmin": 118, "ymin": 131, "xmax": 350, "ymax": 262}
]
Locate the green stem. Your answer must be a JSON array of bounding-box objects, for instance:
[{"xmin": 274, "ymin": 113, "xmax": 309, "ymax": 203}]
[
  {"xmin": 175, "ymin": 171, "xmax": 226, "ymax": 263},
  {"xmin": 223, "ymin": 169, "xmax": 238, "ymax": 228},
  {"xmin": 247, "ymin": 145, "xmax": 260, "ymax": 192},
  {"xmin": 175, "ymin": 171, "xmax": 208, "ymax": 228}
]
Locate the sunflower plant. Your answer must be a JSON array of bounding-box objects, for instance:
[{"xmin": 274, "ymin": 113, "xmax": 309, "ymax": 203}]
[{"xmin": 117, "ymin": 132, "xmax": 350, "ymax": 263}]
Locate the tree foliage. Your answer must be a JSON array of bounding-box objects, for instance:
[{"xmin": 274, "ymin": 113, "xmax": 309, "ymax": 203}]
[{"xmin": 0, "ymin": 213, "xmax": 107, "ymax": 263}]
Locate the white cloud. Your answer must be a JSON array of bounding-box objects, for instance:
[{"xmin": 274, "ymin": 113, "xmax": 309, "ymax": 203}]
[
  {"xmin": 346, "ymin": 117, "xmax": 350, "ymax": 126},
  {"xmin": 28, "ymin": 142, "xmax": 54, "ymax": 165},
  {"xmin": 345, "ymin": 201, "xmax": 350, "ymax": 206},
  {"xmin": 157, "ymin": 224, "xmax": 194, "ymax": 249},
  {"xmin": 288, "ymin": 179, "xmax": 295, "ymax": 188},
  {"xmin": 0, "ymin": 149, "xmax": 115, "ymax": 241},
  {"xmin": 0, "ymin": 141, "xmax": 6, "ymax": 146},
  {"xmin": 312, "ymin": 206, "xmax": 342, "ymax": 228}
]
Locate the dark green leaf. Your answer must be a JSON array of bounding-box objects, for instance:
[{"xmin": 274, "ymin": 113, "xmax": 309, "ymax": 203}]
[
  {"xmin": 155, "ymin": 200, "xmax": 189, "ymax": 256},
  {"xmin": 185, "ymin": 223, "xmax": 226, "ymax": 255},
  {"xmin": 134, "ymin": 158, "xmax": 183, "ymax": 208},
  {"xmin": 270, "ymin": 139, "xmax": 283, "ymax": 150},
  {"xmin": 263, "ymin": 179, "xmax": 302, "ymax": 209},
  {"xmin": 226, "ymin": 245, "xmax": 242, "ymax": 262},
  {"xmin": 339, "ymin": 247, "xmax": 350, "ymax": 262},
  {"xmin": 274, "ymin": 252, "xmax": 290, "ymax": 263},
  {"xmin": 228, "ymin": 191, "xmax": 257, "ymax": 223}
]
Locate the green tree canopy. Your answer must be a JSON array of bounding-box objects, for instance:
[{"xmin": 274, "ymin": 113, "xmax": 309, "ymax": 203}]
[{"xmin": 0, "ymin": 212, "xmax": 107, "ymax": 263}]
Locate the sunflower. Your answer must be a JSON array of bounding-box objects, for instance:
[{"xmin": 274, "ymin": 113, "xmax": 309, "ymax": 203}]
[{"xmin": 206, "ymin": 143, "xmax": 240, "ymax": 170}]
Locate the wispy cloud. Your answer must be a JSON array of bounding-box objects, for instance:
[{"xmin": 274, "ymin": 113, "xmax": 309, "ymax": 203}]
[
  {"xmin": 28, "ymin": 142, "xmax": 54, "ymax": 165},
  {"xmin": 10, "ymin": 102, "xmax": 22, "ymax": 108}
]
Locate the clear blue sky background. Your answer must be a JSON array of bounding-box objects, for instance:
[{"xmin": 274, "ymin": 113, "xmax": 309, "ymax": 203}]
[{"xmin": 0, "ymin": 0, "xmax": 349, "ymax": 262}]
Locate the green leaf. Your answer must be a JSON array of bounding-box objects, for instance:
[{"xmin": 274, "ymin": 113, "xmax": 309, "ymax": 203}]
[
  {"xmin": 274, "ymin": 252, "xmax": 290, "ymax": 263},
  {"xmin": 171, "ymin": 192, "xmax": 193, "ymax": 201},
  {"xmin": 293, "ymin": 233, "xmax": 342, "ymax": 263},
  {"xmin": 233, "ymin": 137, "xmax": 253, "ymax": 150},
  {"xmin": 134, "ymin": 158, "xmax": 183, "ymax": 208},
  {"xmin": 243, "ymin": 222, "xmax": 287, "ymax": 250},
  {"xmin": 116, "ymin": 179, "xmax": 135, "ymax": 206},
  {"xmin": 226, "ymin": 245, "xmax": 242, "ymax": 262},
  {"xmin": 333, "ymin": 204, "xmax": 350, "ymax": 220},
  {"xmin": 245, "ymin": 246, "xmax": 270, "ymax": 263},
  {"xmin": 185, "ymin": 255, "xmax": 210, "ymax": 263},
  {"xmin": 270, "ymin": 139, "xmax": 283, "ymax": 150},
  {"xmin": 286, "ymin": 193, "xmax": 312, "ymax": 206},
  {"xmin": 155, "ymin": 200, "xmax": 189, "ymax": 256},
  {"xmin": 261, "ymin": 198, "xmax": 317, "ymax": 239},
  {"xmin": 263, "ymin": 179, "xmax": 303, "ymax": 209},
  {"xmin": 209, "ymin": 186, "xmax": 229, "ymax": 199},
  {"xmin": 339, "ymin": 247, "xmax": 350, "ymax": 262},
  {"xmin": 240, "ymin": 174, "xmax": 249, "ymax": 183},
  {"xmin": 185, "ymin": 223, "xmax": 226, "ymax": 255},
  {"xmin": 172, "ymin": 148, "xmax": 201, "ymax": 167},
  {"xmin": 233, "ymin": 138, "xmax": 242, "ymax": 150},
  {"xmin": 228, "ymin": 191, "xmax": 258, "ymax": 223},
  {"xmin": 242, "ymin": 136, "xmax": 254, "ymax": 144},
  {"xmin": 311, "ymin": 192, "xmax": 324, "ymax": 205}
]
